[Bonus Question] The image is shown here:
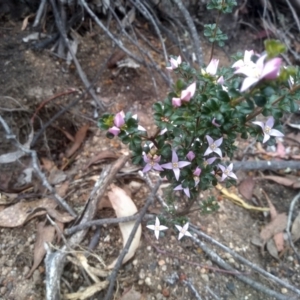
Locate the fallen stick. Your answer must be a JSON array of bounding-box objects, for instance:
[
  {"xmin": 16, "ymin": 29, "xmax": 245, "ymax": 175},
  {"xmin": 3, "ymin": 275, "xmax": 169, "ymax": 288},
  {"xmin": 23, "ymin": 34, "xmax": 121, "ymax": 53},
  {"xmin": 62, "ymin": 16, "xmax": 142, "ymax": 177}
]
[
  {"xmin": 233, "ymin": 160, "xmax": 300, "ymax": 171},
  {"xmin": 45, "ymin": 155, "xmax": 128, "ymax": 300}
]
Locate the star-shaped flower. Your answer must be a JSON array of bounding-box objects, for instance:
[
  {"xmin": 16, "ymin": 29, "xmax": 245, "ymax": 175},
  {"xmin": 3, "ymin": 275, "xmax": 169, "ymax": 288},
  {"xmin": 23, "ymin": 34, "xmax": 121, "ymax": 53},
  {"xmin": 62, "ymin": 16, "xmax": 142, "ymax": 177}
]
[
  {"xmin": 161, "ymin": 150, "xmax": 191, "ymax": 181},
  {"xmin": 166, "ymin": 55, "xmax": 182, "ymax": 70},
  {"xmin": 142, "ymin": 154, "xmax": 164, "ymax": 173},
  {"xmin": 203, "ymin": 135, "xmax": 223, "ymax": 157},
  {"xmin": 175, "ymin": 222, "xmax": 192, "ymax": 240},
  {"xmin": 203, "ymin": 157, "xmax": 217, "ymax": 167},
  {"xmin": 146, "ymin": 217, "xmax": 168, "ymax": 240},
  {"xmin": 232, "ymin": 50, "xmax": 255, "ymax": 70},
  {"xmin": 193, "ymin": 167, "xmax": 201, "ymax": 186},
  {"xmin": 235, "ymin": 54, "xmax": 282, "ymax": 92},
  {"xmin": 172, "ymin": 82, "xmax": 196, "ymax": 107},
  {"xmin": 252, "ymin": 116, "xmax": 284, "ymax": 143},
  {"xmin": 218, "ymin": 163, "xmax": 237, "ymax": 181},
  {"xmin": 174, "ymin": 183, "xmax": 190, "ymax": 198}
]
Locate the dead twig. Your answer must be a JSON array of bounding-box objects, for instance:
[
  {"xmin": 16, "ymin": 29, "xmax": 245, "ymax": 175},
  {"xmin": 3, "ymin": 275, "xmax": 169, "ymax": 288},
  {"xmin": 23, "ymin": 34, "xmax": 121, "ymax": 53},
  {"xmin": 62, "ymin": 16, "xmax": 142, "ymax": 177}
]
[
  {"xmin": 191, "ymin": 234, "xmax": 290, "ymax": 300},
  {"xmin": 0, "ymin": 115, "xmax": 76, "ymax": 217},
  {"xmin": 182, "ymin": 280, "xmax": 202, "ymax": 300},
  {"xmin": 103, "ymin": 179, "xmax": 161, "ymax": 300},
  {"xmin": 190, "ymin": 224, "xmax": 300, "ymax": 297},
  {"xmin": 64, "ymin": 214, "xmax": 153, "ymax": 236},
  {"xmin": 45, "ymin": 156, "xmax": 129, "ymax": 300},
  {"xmin": 173, "ymin": 0, "xmax": 203, "ymax": 65},
  {"xmin": 286, "ymin": 191, "xmax": 300, "ymax": 260},
  {"xmin": 233, "ymin": 160, "xmax": 300, "ymax": 171},
  {"xmin": 33, "ymin": 0, "xmax": 47, "ymax": 27},
  {"xmin": 49, "ymin": 0, "xmax": 104, "ymax": 110}
]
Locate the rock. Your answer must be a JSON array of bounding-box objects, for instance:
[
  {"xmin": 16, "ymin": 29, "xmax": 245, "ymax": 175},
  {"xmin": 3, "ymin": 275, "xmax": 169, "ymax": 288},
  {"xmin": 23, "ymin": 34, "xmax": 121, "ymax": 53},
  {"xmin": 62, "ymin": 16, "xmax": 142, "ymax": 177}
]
[{"xmin": 145, "ymin": 277, "xmax": 152, "ymax": 286}]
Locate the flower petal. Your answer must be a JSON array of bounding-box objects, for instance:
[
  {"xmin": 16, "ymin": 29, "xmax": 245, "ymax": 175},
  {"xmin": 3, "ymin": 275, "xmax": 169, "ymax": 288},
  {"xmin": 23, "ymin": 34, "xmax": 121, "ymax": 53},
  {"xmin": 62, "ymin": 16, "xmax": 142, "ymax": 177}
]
[
  {"xmin": 269, "ymin": 129, "xmax": 284, "ymax": 138},
  {"xmin": 263, "ymin": 133, "xmax": 271, "ymax": 143},
  {"xmin": 142, "ymin": 164, "xmax": 152, "ymax": 173},
  {"xmin": 172, "ymin": 150, "xmax": 178, "ymax": 162},
  {"xmin": 172, "ymin": 97, "xmax": 182, "ymax": 107},
  {"xmin": 214, "ymin": 137, "xmax": 223, "ymax": 147},
  {"xmin": 240, "ymin": 76, "xmax": 259, "ymax": 92},
  {"xmin": 214, "ymin": 148, "xmax": 222, "ymax": 157},
  {"xmin": 252, "ymin": 121, "xmax": 265, "ymax": 130},
  {"xmin": 173, "ymin": 168, "xmax": 180, "ymax": 181},
  {"xmin": 178, "ymin": 161, "xmax": 191, "ymax": 168},
  {"xmin": 203, "ymin": 147, "xmax": 213, "ymax": 156},
  {"xmin": 261, "ymin": 58, "xmax": 282, "ymax": 79},
  {"xmin": 206, "ymin": 135, "xmax": 214, "ymax": 145},
  {"xmin": 153, "ymin": 164, "xmax": 164, "ymax": 171},
  {"xmin": 160, "ymin": 162, "xmax": 173, "ymax": 170},
  {"xmin": 108, "ymin": 126, "xmax": 121, "ymax": 136},
  {"xmin": 206, "ymin": 59, "xmax": 219, "ymax": 75},
  {"xmin": 265, "ymin": 116, "xmax": 274, "ymax": 128}
]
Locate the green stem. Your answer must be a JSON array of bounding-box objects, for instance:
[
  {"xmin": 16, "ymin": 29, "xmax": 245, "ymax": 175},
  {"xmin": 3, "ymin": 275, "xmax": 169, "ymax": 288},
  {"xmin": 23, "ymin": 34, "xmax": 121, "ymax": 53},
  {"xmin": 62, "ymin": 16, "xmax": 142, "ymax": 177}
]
[{"xmin": 209, "ymin": 3, "xmax": 222, "ymax": 62}]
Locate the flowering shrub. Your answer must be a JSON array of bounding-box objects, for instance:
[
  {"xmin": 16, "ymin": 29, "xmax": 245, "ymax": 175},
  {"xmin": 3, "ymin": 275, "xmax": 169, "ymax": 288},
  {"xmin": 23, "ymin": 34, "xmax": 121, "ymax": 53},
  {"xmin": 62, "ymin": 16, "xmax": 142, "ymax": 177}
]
[{"xmin": 99, "ymin": 0, "xmax": 300, "ymax": 218}]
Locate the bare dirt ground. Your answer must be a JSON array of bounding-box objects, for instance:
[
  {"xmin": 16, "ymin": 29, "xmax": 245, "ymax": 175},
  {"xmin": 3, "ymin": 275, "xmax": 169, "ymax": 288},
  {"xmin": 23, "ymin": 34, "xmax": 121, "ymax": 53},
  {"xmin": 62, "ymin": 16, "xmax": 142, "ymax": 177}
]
[{"xmin": 0, "ymin": 14, "xmax": 300, "ymax": 300}]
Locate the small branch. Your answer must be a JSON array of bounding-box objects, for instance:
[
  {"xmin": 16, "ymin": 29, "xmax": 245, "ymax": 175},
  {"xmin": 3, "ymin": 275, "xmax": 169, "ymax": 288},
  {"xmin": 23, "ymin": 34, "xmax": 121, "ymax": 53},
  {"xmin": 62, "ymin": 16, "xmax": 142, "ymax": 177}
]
[
  {"xmin": 286, "ymin": 191, "xmax": 300, "ymax": 260},
  {"xmin": 0, "ymin": 115, "xmax": 76, "ymax": 217},
  {"xmin": 49, "ymin": 0, "xmax": 104, "ymax": 110},
  {"xmin": 233, "ymin": 160, "xmax": 300, "ymax": 171},
  {"xmin": 103, "ymin": 179, "xmax": 161, "ymax": 300},
  {"xmin": 182, "ymin": 280, "xmax": 202, "ymax": 300},
  {"xmin": 191, "ymin": 235, "xmax": 290, "ymax": 300},
  {"xmin": 190, "ymin": 224, "xmax": 300, "ymax": 297},
  {"xmin": 64, "ymin": 214, "xmax": 153, "ymax": 236},
  {"xmin": 45, "ymin": 156, "xmax": 129, "ymax": 300},
  {"xmin": 173, "ymin": 0, "xmax": 203, "ymax": 66},
  {"xmin": 33, "ymin": 0, "xmax": 47, "ymax": 27}
]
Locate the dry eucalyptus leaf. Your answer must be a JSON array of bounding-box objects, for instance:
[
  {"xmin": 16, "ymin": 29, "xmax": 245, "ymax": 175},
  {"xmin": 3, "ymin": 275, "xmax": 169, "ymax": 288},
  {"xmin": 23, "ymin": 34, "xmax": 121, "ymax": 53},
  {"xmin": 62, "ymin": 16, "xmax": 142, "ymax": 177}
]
[
  {"xmin": 0, "ymin": 198, "xmax": 57, "ymax": 227},
  {"xmin": 84, "ymin": 150, "xmax": 119, "ymax": 170},
  {"xmin": 266, "ymin": 238, "xmax": 279, "ymax": 260},
  {"xmin": 258, "ymin": 176, "xmax": 296, "ymax": 187},
  {"xmin": 107, "ymin": 184, "xmax": 141, "ymax": 269},
  {"xmin": 273, "ymin": 231, "xmax": 285, "ymax": 252},
  {"xmin": 260, "ymin": 213, "xmax": 288, "ymax": 244},
  {"xmin": 65, "ymin": 124, "xmax": 90, "ymax": 158},
  {"xmin": 64, "ymin": 281, "xmax": 109, "ymax": 300},
  {"xmin": 291, "ymin": 212, "xmax": 300, "ymax": 242},
  {"xmin": 238, "ymin": 177, "xmax": 255, "ymax": 201},
  {"xmin": 46, "ymin": 208, "xmax": 75, "ymax": 223},
  {"xmin": 26, "ymin": 222, "xmax": 55, "ymax": 278}
]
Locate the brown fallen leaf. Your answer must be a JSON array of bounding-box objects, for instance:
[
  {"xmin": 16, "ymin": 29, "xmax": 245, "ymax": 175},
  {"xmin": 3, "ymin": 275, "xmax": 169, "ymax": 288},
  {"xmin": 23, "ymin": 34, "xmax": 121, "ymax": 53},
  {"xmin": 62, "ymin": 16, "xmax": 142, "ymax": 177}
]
[
  {"xmin": 291, "ymin": 212, "xmax": 300, "ymax": 242},
  {"xmin": 84, "ymin": 150, "xmax": 119, "ymax": 170},
  {"xmin": 266, "ymin": 238, "xmax": 279, "ymax": 260},
  {"xmin": 120, "ymin": 287, "xmax": 143, "ymax": 300},
  {"xmin": 106, "ymin": 184, "xmax": 141, "ymax": 269},
  {"xmin": 65, "ymin": 124, "xmax": 90, "ymax": 158},
  {"xmin": 273, "ymin": 231, "xmax": 285, "ymax": 252},
  {"xmin": 256, "ymin": 175, "xmax": 297, "ymax": 187},
  {"xmin": 26, "ymin": 222, "xmax": 55, "ymax": 278},
  {"xmin": 260, "ymin": 213, "xmax": 287, "ymax": 247},
  {"xmin": 46, "ymin": 208, "xmax": 75, "ymax": 223},
  {"xmin": 0, "ymin": 198, "xmax": 57, "ymax": 227},
  {"xmin": 238, "ymin": 177, "xmax": 255, "ymax": 201}
]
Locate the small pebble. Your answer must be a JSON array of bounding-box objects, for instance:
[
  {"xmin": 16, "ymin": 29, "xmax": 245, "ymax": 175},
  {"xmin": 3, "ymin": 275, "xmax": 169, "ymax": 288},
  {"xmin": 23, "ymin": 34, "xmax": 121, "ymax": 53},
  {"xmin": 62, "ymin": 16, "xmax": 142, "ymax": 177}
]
[
  {"xmin": 145, "ymin": 277, "xmax": 152, "ymax": 286},
  {"xmin": 161, "ymin": 265, "xmax": 167, "ymax": 272},
  {"xmin": 132, "ymin": 259, "xmax": 138, "ymax": 266},
  {"xmin": 158, "ymin": 260, "xmax": 165, "ymax": 266},
  {"xmin": 281, "ymin": 288, "xmax": 288, "ymax": 294},
  {"xmin": 201, "ymin": 274, "xmax": 209, "ymax": 282},
  {"xmin": 139, "ymin": 269, "xmax": 145, "ymax": 279}
]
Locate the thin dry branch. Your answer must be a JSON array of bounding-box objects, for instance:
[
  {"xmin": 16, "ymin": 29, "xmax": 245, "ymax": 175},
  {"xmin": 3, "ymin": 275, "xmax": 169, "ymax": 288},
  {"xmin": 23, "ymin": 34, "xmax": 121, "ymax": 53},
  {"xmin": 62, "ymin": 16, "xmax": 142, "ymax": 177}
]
[
  {"xmin": 49, "ymin": 0, "xmax": 105, "ymax": 110},
  {"xmin": 190, "ymin": 224, "xmax": 300, "ymax": 297},
  {"xmin": 233, "ymin": 160, "xmax": 300, "ymax": 171},
  {"xmin": 191, "ymin": 235, "xmax": 290, "ymax": 300},
  {"xmin": 0, "ymin": 115, "xmax": 76, "ymax": 217},
  {"xmin": 103, "ymin": 179, "xmax": 161, "ymax": 300},
  {"xmin": 45, "ymin": 156, "xmax": 129, "ymax": 300}
]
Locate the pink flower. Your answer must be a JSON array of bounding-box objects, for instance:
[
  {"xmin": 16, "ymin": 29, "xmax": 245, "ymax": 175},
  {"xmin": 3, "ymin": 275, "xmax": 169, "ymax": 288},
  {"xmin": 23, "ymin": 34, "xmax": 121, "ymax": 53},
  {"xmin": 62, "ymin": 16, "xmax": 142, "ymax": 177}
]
[
  {"xmin": 142, "ymin": 154, "xmax": 164, "ymax": 173},
  {"xmin": 235, "ymin": 54, "xmax": 282, "ymax": 92},
  {"xmin": 108, "ymin": 111, "xmax": 125, "ymax": 136},
  {"xmin": 180, "ymin": 82, "xmax": 196, "ymax": 102},
  {"xmin": 252, "ymin": 116, "xmax": 284, "ymax": 143},
  {"xmin": 166, "ymin": 55, "xmax": 182, "ymax": 70},
  {"xmin": 114, "ymin": 111, "xmax": 125, "ymax": 127},
  {"xmin": 186, "ymin": 151, "xmax": 195, "ymax": 161},
  {"xmin": 161, "ymin": 150, "xmax": 191, "ymax": 181},
  {"xmin": 206, "ymin": 59, "xmax": 219, "ymax": 76},
  {"xmin": 232, "ymin": 50, "xmax": 255, "ymax": 70},
  {"xmin": 218, "ymin": 163, "xmax": 237, "ymax": 181},
  {"xmin": 212, "ymin": 118, "xmax": 221, "ymax": 127},
  {"xmin": 175, "ymin": 222, "xmax": 192, "ymax": 240},
  {"xmin": 174, "ymin": 183, "xmax": 190, "ymax": 198},
  {"xmin": 147, "ymin": 217, "xmax": 168, "ymax": 240},
  {"xmin": 204, "ymin": 135, "xmax": 223, "ymax": 157},
  {"xmin": 172, "ymin": 97, "xmax": 182, "ymax": 107},
  {"xmin": 193, "ymin": 167, "xmax": 201, "ymax": 186}
]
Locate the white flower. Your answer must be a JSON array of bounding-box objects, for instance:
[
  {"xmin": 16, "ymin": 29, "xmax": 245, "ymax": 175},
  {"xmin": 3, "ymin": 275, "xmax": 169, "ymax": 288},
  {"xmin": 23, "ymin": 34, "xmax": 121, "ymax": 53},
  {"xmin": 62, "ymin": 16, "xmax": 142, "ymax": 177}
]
[
  {"xmin": 147, "ymin": 217, "xmax": 168, "ymax": 240},
  {"xmin": 175, "ymin": 222, "xmax": 192, "ymax": 240}
]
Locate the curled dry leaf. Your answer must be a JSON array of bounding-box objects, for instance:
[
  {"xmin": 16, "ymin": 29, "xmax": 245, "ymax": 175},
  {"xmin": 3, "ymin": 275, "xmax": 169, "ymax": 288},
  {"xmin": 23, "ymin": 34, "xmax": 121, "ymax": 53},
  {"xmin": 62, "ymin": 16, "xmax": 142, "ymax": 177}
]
[
  {"xmin": 291, "ymin": 212, "xmax": 300, "ymax": 242},
  {"xmin": 65, "ymin": 124, "xmax": 90, "ymax": 158},
  {"xmin": 26, "ymin": 222, "xmax": 55, "ymax": 278},
  {"xmin": 238, "ymin": 177, "xmax": 255, "ymax": 201},
  {"xmin": 106, "ymin": 184, "xmax": 141, "ymax": 269},
  {"xmin": 84, "ymin": 150, "xmax": 119, "ymax": 170}
]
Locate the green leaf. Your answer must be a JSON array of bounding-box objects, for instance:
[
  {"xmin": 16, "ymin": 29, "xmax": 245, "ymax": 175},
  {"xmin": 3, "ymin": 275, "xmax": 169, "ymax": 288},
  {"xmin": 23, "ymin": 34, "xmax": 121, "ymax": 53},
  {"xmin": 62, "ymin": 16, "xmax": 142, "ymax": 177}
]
[
  {"xmin": 264, "ymin": 39, "xmax": 286, "ymax": 58},
  {"xmin": 253, "ymin": 95, "xmax": 267, "ymax": 107}
]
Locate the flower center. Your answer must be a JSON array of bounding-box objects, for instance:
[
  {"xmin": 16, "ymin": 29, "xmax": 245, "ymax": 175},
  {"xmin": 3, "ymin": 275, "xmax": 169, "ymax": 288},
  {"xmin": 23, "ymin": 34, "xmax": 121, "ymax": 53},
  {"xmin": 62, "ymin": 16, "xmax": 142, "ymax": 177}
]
[
  {"xmin": 203, "ymin": 161, "xmax": 208, "ymax": 167},
  {"xmin": 155, "ymin": 225, "xmax": 160, "ymax": 231},
  {"xmin": 224, "ymin": 169, "xmax": 229, "ymax": 175},
  {"xmin": 210, "ymin": 143, "xmax": 216, "ymax": 150},
  {"xmin": 172, "ymin": 162, "xmax": 178, "ymax": 168},
  {"xmin": 264, "ymin": 126, "xmax": 271, "ymax": 134}
]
